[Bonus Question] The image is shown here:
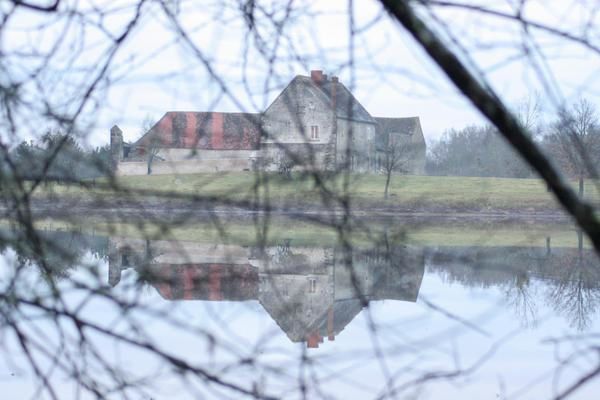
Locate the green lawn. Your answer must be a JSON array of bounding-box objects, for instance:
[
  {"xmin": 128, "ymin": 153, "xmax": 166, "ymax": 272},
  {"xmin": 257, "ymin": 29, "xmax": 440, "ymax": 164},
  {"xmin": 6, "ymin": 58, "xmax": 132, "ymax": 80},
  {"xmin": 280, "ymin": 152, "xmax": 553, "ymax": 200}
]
[
  {"xmin": 34, "ymin": 172, "xmax": 600, "ymax": 210},
  {"xmin": 27, "ymin": 215, "xmax": 588, "ymax": 249}
]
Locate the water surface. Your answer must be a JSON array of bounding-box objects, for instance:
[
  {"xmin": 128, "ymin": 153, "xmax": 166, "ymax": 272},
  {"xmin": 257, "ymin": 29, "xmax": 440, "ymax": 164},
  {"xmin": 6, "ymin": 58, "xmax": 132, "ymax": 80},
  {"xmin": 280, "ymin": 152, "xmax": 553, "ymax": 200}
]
[{"xmin": 1, "ymin": 225, "xmax": 599, "ymax": 399}]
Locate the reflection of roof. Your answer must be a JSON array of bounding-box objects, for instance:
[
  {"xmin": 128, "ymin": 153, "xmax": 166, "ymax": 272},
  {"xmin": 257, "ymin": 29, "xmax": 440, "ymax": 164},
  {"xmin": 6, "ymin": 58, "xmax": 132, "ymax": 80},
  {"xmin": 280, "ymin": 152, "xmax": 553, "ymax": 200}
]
[
  {"xmin": 257, "ymin": 296, "xmax": 364, "ymax": 346},
  {"xmin": 153, "ymin": 263, "xmax": 258, "ymax": 300},
  {"xmin": 370, "ymin": 266, "xmax": 423, "ymax": 302},
  {"xmin": 318, "ymin": 299, "xmax": 363, "ymax": 338},
  {"xmin": 258, "ymin": 291, "xmax": 332, "ymax": 343},
  {"xmin": 134, "ymin": 112, "xmax": 261, "ymax": 150}
]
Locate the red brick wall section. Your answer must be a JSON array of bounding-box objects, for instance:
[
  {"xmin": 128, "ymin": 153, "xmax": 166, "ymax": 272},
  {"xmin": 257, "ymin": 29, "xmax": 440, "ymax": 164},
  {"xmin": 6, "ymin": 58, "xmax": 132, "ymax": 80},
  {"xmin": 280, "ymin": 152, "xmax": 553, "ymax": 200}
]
[
  {"xmin": 135, "ymin": 112, "xmax": 261, "ymax": 151},
  {"xmin": 183, "ymin": 266, "xmax": 196, "ymax": 300},
  {"xmin": 184, "ymin": 112, "xmax": 197, "ymax": 148},
  {"xmin": 209, "ymin": 264, "xmax": 223, "ymax": 300},
  {"xmin": 156, "ymin": 267, "xmax": 173, "ymax": 300},
  {"xmin": 196, "ymin": 113, "xmax": 210, "ymax": 148},
  {"xmin": 211, "ymin": 112, "xmax": 224, "ymax": 149}
]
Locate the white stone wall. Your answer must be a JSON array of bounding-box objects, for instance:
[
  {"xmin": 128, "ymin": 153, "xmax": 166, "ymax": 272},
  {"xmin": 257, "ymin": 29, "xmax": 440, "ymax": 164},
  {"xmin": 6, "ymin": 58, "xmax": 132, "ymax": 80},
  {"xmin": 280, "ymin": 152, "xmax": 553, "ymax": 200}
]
[
  {"xmin": 336, "ymin": 119, "xmax": 377, "ymax": 171},
  {"xmin": 262, "ymin": 79, "xmax": 335, "ymax": 146},
  {"xmin": 116, "ymin": 157, "xmax": 255, "ymax": 176},
  {"xmin": 260, "ymin": 143, "xmax": 331, "ymax": 172},
  {"xmin": 156, "ymin": 149, "xmax": 258, "ymax": 161},
  {"xmin": 109, "ymin": 238, "xmax": 253, "ymax": 265},
  {"xmin": 116, "ymin": 149, "xmax": 258, "ymax": 175}
]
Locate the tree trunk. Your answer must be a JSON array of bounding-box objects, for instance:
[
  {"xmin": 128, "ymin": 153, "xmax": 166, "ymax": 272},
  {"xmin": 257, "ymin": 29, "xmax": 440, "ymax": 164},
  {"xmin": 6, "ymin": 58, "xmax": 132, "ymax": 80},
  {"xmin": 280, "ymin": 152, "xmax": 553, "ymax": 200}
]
[
  {"xmin": 384, "ymin": 170, "xmax": 391, "ymax": 199},
  {"xmin": 147, "ymin": 154, "xmax": 154, "ymax": 175}
]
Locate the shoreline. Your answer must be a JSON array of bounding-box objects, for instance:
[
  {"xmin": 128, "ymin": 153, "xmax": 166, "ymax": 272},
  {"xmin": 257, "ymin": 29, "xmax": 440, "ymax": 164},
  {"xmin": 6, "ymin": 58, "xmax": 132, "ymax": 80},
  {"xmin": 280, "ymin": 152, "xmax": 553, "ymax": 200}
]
[{"xmin": 5, "ymin": 197, "xmax": 572, "ymax": 223}]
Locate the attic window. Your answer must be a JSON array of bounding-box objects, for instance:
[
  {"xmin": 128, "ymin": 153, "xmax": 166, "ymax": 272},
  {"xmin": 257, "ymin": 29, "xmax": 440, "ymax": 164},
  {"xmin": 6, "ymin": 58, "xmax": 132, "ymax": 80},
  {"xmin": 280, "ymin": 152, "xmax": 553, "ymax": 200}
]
[{"xmin": 310, "ymin": 125, "xmax": 319, "ymax": 141}]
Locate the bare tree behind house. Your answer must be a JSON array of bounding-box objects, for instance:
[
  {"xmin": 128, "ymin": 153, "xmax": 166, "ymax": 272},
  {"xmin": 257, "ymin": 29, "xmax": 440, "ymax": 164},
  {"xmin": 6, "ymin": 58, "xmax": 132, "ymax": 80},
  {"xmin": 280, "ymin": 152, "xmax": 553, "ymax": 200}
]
[
  {"xmin": 381, "ymin": 132, "xmax": 410, "ymax": 199},
  {"xmin": 545, "ymin": 99, "xmax": 600, "ymax": 197}
]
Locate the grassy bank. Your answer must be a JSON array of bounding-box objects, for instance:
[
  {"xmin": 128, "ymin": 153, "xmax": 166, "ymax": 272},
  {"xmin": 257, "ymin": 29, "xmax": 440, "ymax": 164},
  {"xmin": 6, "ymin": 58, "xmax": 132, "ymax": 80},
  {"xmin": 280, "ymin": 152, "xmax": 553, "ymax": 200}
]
[
  {"xmin": 32, "ymin": 172, "xmax": 600, "ymax": 211},
  {"xmin": 26, "ymin": 215, "xmax": 589, "ymax": 249}
]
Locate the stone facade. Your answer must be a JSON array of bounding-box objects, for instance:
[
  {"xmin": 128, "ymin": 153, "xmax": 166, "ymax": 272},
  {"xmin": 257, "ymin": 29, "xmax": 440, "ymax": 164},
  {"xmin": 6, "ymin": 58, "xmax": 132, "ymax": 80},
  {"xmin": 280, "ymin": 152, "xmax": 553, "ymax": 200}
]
[{"xmin": 112, "ymin": 70, "xmax": 426, "ymax": 175}]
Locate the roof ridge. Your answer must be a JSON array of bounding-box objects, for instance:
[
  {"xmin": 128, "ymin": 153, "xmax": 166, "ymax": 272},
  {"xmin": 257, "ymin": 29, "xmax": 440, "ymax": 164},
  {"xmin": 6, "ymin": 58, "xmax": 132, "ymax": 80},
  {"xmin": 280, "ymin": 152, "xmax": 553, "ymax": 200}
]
[
  {"xmin": 374, "ymin": 116, "xmax": 420, "ymax": 120},
  {"xmin": 163, "ymin": 111, "xmax": 260, "ymax": 114}
]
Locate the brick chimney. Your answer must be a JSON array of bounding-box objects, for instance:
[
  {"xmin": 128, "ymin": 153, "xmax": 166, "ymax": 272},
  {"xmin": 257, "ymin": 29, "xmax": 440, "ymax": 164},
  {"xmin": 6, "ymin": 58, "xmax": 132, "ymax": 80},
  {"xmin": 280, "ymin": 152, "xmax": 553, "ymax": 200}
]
[
  {"xmin": 310, "ymin": 70, "xmax": 324, "ymax": 85},
  {"xmin": 330, "ymin": 76, "xmax": 338, "ymax": 109}
]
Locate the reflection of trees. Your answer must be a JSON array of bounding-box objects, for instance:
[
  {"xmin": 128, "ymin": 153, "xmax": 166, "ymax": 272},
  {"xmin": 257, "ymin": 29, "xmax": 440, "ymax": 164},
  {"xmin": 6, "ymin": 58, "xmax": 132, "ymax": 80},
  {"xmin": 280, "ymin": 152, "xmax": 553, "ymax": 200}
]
[
  {"xmin": 504, "ymin": 271, "xmax": 538, "ymax": 328},
  {"xmin": 545, "ymin": 237, "xmax": 600, "ymax": 331},
  {"xmin": 427, "ymin": 242, "xmax": 600, "ymax": 330},
  {"xmin": 0, "ymin": 228, "xmax": 108, "ymax": 281}
]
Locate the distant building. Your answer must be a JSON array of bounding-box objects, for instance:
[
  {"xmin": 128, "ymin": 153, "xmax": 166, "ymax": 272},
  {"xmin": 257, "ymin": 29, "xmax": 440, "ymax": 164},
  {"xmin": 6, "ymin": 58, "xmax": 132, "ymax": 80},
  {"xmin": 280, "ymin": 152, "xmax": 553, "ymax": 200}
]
[{"xmin": 111, "ymin": 70, "xmax": 426, "ymax": 175}]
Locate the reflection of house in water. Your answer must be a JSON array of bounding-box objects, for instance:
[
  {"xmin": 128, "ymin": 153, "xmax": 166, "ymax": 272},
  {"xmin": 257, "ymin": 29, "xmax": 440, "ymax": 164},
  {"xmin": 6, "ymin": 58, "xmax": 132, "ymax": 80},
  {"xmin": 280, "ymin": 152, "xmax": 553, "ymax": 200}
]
[{"xmin": 108, "ymin": 238, "xmax": 425, "ymax": 348}]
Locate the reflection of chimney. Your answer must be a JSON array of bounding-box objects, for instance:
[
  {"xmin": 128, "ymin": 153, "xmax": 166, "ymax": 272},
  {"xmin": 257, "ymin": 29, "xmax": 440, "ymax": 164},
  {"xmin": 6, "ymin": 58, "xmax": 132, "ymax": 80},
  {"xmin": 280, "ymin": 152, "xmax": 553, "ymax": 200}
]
[
  {"xmin": 310, "ymin": 70, "xmax": 324, "ymax": 86},
  {"xmin": 327, "ymin": 306, "xmax": 335, "ymax": 341},
  {"xmin": 307, "ymin": 332, "xmax": 320, "ymax": 348}
]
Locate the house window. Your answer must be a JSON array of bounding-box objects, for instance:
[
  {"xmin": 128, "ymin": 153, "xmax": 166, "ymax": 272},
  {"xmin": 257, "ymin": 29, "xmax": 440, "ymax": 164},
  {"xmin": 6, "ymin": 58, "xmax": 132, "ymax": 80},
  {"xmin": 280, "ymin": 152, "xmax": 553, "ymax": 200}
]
[
  {"xmin": 284, "ymin": 121, "xmax": 291, "ymax": 133},
  {"xmin": 310, "ymin": 125, "xmax": 319, "ymax": 141},
  {"xmin": 121, "ymin": 254, "xmax": 130, "ymax": 267},
  {"xmin": 309, "ymin": 278, "xmax": 317, "ymax": 293}
]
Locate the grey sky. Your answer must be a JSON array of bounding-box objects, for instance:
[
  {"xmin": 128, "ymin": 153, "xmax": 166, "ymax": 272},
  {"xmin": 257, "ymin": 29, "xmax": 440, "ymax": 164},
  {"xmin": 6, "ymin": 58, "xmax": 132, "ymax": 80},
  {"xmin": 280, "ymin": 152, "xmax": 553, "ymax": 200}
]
[{"xmin": 4, "ymin": 0, "xmax": 600, "ymax": 147}]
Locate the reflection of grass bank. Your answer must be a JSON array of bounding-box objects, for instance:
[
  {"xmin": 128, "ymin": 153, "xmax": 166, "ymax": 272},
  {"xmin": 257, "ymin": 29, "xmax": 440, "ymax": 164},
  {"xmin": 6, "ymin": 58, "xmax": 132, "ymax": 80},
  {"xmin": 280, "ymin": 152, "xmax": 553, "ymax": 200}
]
[
  {"xmin": 32, "ymin": 173, "xmax": 600, "ymax": 211},
  {"xmin": 23, "ymin": 216, "xmax": 590, "ymax": 249}
]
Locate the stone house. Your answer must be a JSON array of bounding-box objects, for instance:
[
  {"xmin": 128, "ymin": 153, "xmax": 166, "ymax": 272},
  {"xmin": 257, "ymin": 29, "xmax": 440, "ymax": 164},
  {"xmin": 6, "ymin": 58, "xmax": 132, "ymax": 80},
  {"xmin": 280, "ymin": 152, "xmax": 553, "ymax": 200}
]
[{"xmin": 110, "ymin": 70, "xmax": 426, "ymax": 175}]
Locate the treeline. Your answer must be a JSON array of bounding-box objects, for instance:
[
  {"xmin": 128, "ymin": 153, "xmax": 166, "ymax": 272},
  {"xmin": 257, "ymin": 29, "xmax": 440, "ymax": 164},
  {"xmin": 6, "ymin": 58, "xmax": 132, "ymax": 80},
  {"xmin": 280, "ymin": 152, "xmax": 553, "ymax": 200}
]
[
  {"xmin": 426, "ymin": 124, "xmax": 533, "ymax": 178},
  {"xmin": 6, "ymin": 132, "xmax": 112, "ymax": 182},
  {"xmin": 426, "ymin": 99, "xmax": 600, "ymax": 182}
]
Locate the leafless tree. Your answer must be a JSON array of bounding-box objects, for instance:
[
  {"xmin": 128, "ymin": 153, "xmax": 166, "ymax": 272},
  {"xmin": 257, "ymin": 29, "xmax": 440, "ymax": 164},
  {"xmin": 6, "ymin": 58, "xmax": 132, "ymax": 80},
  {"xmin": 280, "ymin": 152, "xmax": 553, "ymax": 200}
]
[
  {"xmin": 3, "ymin": 0, "xmax": 600, "ymax": 399},
  {"xmin": 145, "ymin": 136, "xmax": 162, "ymax": 176},
  {"xmin": 381, "ymin": 133, "xmax": 411, "ymax": 199},
  {"xmin": 545, "ymin": 99, "xmax": 600, "ymax": 197},
  {"xmin": 546, "ymin": 242, "xmax": 600, "ymax": 331}
]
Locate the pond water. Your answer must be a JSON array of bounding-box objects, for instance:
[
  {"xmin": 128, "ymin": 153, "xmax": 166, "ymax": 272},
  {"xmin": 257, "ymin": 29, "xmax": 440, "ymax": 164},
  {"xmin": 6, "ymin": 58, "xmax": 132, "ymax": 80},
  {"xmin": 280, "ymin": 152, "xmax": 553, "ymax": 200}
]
[{"xmin": 1, "ymin": 225, "xmax": 599, "ymax": 399}]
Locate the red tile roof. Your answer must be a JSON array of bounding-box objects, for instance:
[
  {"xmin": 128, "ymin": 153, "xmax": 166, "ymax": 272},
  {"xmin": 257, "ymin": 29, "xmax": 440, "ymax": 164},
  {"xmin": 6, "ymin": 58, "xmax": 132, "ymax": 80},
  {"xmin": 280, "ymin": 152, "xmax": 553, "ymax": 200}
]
[{"xmin": 134, "ymin": 112, "xmax": 261, "ymax": 151}]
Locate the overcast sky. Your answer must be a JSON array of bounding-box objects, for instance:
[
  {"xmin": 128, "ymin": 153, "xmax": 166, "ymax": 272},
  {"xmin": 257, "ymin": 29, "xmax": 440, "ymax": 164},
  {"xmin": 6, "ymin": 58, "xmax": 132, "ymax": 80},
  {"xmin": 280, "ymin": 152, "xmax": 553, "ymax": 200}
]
[{"xmin": 4, "ymin": 0, "xmax": 600, "ymax": 147}]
